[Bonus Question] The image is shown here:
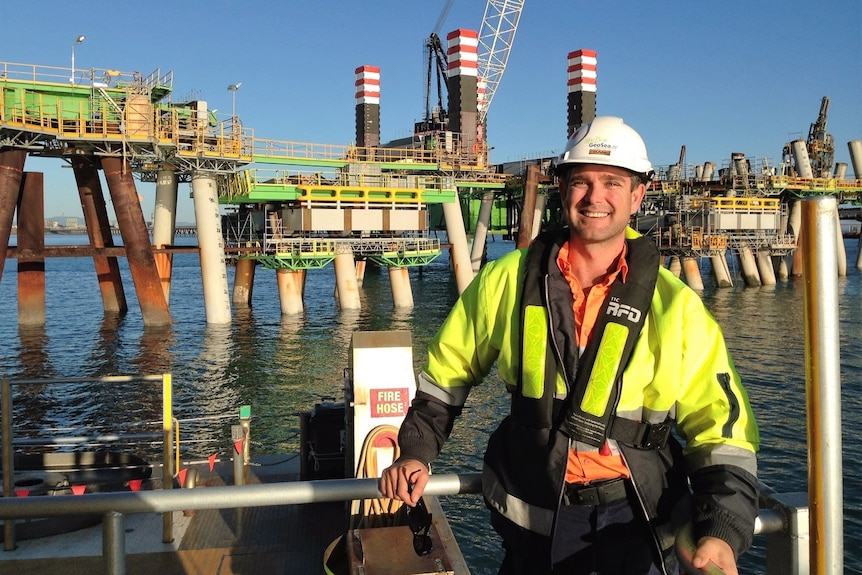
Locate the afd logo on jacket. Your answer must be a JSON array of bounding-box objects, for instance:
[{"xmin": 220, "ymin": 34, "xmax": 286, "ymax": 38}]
[{"xmin": 606, "ymin": 296, "xmax": 642, "ymax": 323}]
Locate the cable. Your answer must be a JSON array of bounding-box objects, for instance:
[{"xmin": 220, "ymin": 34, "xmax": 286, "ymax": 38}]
[{"xmin": 349, "ymin": 424, "xmax": 402, "ymax": 529}]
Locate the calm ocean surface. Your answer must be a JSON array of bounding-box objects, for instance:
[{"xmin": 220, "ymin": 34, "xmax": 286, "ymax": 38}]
[{"xmin": 0, "ymin": 233, "xmax": 859, "ymax": 574}]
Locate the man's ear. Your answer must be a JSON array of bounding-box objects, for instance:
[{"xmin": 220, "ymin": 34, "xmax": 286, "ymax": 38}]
[{"xmin": 630, "ymin": 183, "xmax": 646, "ymax": 215}]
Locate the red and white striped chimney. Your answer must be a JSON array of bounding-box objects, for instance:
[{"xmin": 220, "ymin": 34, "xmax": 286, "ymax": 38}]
[
  {"xmin": 446, "ymin": 29, "xmax": 480, "ymax": 154},
  {"xmin": 355, "ymin": 65, "xmax": 380, "ymax": 148},
  {"xmin": 566, "ymin": 49, "xmax": 597, "ymax": 137}
]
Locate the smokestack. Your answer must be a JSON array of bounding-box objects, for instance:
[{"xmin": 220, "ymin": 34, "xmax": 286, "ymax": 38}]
[
  {"xmin": 566, "ymin": 49, "xmax": 597, "ymax": 137},
  {"xmin": 354, "ymin": 65, "xmax": 380, "ymax": 149},
  {"xmin": 446, "ymin": 28, "xmax": 479, "ymax": 156}
]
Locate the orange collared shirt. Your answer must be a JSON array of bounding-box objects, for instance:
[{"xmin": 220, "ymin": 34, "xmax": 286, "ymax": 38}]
[{"xmin": 556, "ymin": 241, "xmax": 631, "ymax": 484}]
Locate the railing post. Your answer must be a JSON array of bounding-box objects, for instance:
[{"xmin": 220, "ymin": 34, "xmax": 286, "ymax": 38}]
[
  {"xmin": 800, "ymin": 196, "xmax": 844, "ymax": 574},
  {"xmin": 2, "ymin": 378, "xmax": 15, "ymax": 551},
  {"xmin": 162, "ymin": 373, "xmax": 173, "ymax": 543},
  {"xmin": 103, "ymin": 510, "xmax": 126, "ymax": 575}
]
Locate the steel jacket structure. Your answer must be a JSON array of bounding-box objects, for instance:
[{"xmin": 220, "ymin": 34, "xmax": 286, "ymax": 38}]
[{"xmin": 397, "ymin": 228, "xmax": 760, "ymax": 572}]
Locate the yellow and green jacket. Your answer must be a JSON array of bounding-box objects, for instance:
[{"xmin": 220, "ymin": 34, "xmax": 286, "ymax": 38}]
[{"xmin": 397, "ymin": 228, "xmax": 760, "ymax": 570}]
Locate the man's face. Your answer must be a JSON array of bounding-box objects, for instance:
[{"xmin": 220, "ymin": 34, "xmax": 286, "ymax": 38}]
[{"xmin": 560, "ymin": 164, "xmax": 646, "ymax": 247}]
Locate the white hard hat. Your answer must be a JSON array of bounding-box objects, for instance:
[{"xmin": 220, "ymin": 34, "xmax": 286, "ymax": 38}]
[{"xmin": 557, "ymin": 116, "xmax": 653, "ymax": 179}]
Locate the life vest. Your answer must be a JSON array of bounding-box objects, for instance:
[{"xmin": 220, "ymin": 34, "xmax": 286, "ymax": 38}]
[{"xmin": 482, "ymin": 229, "xmax": 688, "ymax": 565}]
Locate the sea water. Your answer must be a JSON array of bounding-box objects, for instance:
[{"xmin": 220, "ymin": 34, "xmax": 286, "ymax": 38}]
[{"xmin": 0, "ymin": 233, "xmax": 859, "ymax": 574}]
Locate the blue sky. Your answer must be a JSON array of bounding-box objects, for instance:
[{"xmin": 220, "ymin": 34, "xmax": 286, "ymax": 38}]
[{"xmin": 2, "ymin": 1, "xmax": 860, "ymax": 223}]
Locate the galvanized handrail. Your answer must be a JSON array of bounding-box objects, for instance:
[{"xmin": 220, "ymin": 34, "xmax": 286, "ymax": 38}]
[
  {"xmin": 0, "ymin": 471, "xmax": 787, "ymax": 575},
  {"xmin": 0, "ymin": 473, "xmax": 482, "ymax": 575},
  {"xmin": 1, "ymin": 374, "xmax": 175, "ymax": 550},
  {"xmin": 0, "ymin": 473, "xmax": 482, "ymax": 519}
]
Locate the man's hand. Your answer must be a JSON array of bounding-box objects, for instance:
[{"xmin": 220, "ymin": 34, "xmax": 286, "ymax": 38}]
[
  {"xmin": 378, "ymin": 458, "xmax": 429, "ymax": 507},
  {"xmin": 692, "ymin": 536, "xmax": 737, "ymax": 575}
]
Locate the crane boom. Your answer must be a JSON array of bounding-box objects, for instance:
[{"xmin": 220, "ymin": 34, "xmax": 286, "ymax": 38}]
[{"xmin": 477, "ymin": 0, "xmax": 525, "ymax": 122}]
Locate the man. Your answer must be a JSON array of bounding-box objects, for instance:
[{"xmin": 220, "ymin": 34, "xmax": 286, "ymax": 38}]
[{"xmin": 379, "ymin": 116, "xmax": 759, "ymax": 574}]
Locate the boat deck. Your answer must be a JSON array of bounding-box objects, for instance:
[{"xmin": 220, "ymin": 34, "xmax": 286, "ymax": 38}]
[
  {"xmin": 1, "ymin": 454, "xmax": 470, "ymax": 575},
  {"xmin": 1, "ymin": 455, "xmax": 348, "ymax": 575}
]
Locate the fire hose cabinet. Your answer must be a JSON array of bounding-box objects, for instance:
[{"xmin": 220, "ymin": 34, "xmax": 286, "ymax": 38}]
[
  {"xmin": 300, "ymin": 400, "xmax": 346, "ymax": 480},
  {"xmin": 345, "ymin": 331, "xmax": 417, "ymax": 479}
]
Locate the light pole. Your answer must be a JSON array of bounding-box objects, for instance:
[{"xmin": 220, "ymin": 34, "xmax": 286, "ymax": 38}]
[
  {"xmin": 228, "ymin": 83, "xmax": 242, "ymax": 119},
  {"xmin": 70, "ymin": 35, "xmax": 85, "ymax": 84}
]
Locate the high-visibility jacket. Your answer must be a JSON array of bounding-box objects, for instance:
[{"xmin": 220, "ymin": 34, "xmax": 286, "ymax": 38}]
[{"xmin": 397, "ymin": 228, "xmax": 760, "ymax": 571}]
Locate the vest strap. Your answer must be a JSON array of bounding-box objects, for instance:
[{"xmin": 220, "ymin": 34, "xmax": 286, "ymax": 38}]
[{"xmin": 609, "ymin": 416, "xmax": 672, "ymax": 450}]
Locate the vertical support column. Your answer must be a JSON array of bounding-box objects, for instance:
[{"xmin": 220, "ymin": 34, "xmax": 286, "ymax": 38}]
[
  {"xmin": 709, "ymin": 253, "xmax": 733, "ymax": 288},
  {"xmin": 848, "ymin": 140, "xmax": 862, "ymax": 269},
  {"xmin": 831, "ymin": 203, "xmax": 846, "ymax": 276},
  {"xmin": 738, "ymin": 245, "xmax": 762, "ymax": 287},
  {"xmin": 446, "ymin": 28, "xmax": 480, "ymax": 158},
  {"xmin": 756, "ymin": 250, "xmax": 777, "ymax": 286},
  {"xmin": 16, "ymin": 172, "xmax": 46, "ymax": 326},
  {"xmin": 72, "ymin": 157, "xmax": 127, "ymax": 314},
  {"xmin": 277, "ymin": 268, "xmax": 305, "ymax": 315},
  {"xmin": 232, "ymin": 258, "xmax": 256, "ymax": 307},
  {"xmin": 773, "ymin": 255, "xmax": 789, "ymax": 281},
  {"xmin": 101, "ymin": 156, "xmax": 171, "ymax": 326},
  {"xmin": 153, "ymin": 169, "xmax": 178, "ymax": 303},
  {"xmin": 0, "ymin": 150, "xmax": 27, "ymax": 285},
  {"xmin": 667, "ymin": 256, "xmax": 682, "ymax": 278},
  {"xmin": 680, "ymin": 256, "xmax": 704, "ymax": 290},
  {"xmin": 354, "ymin": 66, "xmax": 381, "ymax": 152},
  {"xmin": 389, "ymin": 266, "xmax": 414, "ymax": 308},
  {"xmin": 355, "ymin": 259, "xmax": 367, "ymax": 288},
  {"xmin": 566, "ymin": 49, "xmax": 597, "ymax": 137},
  {"xmin": 334, "ymin": 249, "xmax": 361, "ymax": 310},
  {"xmin": 443, "ymin": 194, "xmax": 474, "ymax": 294},
  {"xmin": 471, "ymin": 192, "xmax": 495, "ymax": 273},
  {"xmin": 788, "ymin": 199, "xmax": 804, "ymax": 277},
  {"xmin": 191, "ymin": 171, "xmax": 231, "ymax": 324}
]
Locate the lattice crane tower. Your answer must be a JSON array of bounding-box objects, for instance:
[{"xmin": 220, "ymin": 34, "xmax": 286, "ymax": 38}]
[{"xmin": 477, "ymin": 0, "xmax": 525, "ymax": 124}]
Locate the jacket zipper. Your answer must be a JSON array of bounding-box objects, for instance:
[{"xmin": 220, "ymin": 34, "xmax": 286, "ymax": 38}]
[{"xmin": 620, "ymin": 450, "xmax": 670, "ymax": 575}]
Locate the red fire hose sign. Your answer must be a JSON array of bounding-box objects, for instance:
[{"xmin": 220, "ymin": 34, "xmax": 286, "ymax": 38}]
[{"xmin": 370, "ymin": 388, "xmax": 409, "ymax": 418}]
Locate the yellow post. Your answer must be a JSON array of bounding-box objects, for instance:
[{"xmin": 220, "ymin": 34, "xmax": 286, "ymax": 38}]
[
  {"xmin": 162, "ymin": 373, "xmax": 173, "ymax": 543},
  {"xmin": 2, "ymin": 378, "xmax": 15, "ymax": 551}
]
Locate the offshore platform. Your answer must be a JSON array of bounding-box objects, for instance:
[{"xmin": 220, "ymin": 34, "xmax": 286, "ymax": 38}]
[
  {"xmin": 2, "ymin": 0, "xmax": 861, "ymax": 328},
  {"xmin": 633, "ymin": 95, "xmax": 862, "ymax": 290},
  {"xmin": 0, "ymin": 4, "xmax": 525, "ymax": 327}
]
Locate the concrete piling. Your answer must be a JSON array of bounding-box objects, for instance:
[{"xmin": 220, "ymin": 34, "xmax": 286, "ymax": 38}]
[
  {"xmin": 681, "ymin": 256, "xmax": 704, "ymax": 290},
  {"xmin": 389, "ymin": 267, "xmax": 414, "ymax": 308},
  {"xmin": 232, "ymin": 259, "xmax": 256, "ymax": 307},
  {"xmin": 277, "ymin": 269, "xmax": 305, "ymax": 315},
  {"xmin": 334, "ymin": 250, "xmax": 361, "ymax": 310},
  {"xmin": 191, "ymin": 172, "xmax": 232, "ymax": 324},
  {"xmin": 153, "ymin": 169, "xmax": 179, "ymax": 303}
]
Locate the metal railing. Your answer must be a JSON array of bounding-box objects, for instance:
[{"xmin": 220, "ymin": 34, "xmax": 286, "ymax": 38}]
[
  {"xmin": 1, "ymin": 374, "xmax": 175, "ymax": 551},
  {"xmin": 0, "ymin": 469, "xmax": 797, "ymax": 575}
]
